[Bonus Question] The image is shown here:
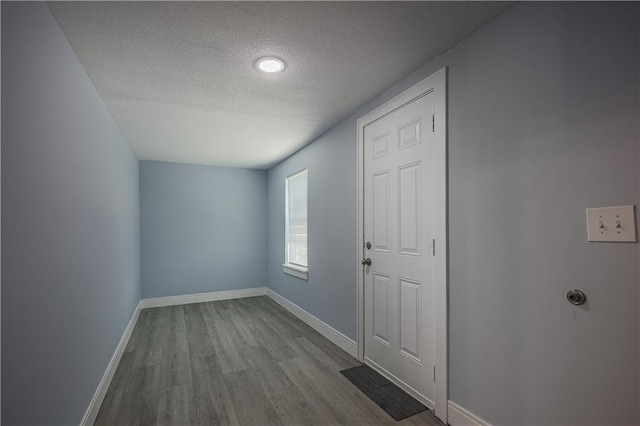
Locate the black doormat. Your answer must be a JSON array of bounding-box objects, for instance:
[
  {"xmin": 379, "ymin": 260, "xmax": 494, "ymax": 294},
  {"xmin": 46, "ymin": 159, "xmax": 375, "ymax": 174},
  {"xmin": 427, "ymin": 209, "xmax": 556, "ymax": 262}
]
[{"xmin": 340, "ymin": 364, "xmax": 428, "ymax": 421}]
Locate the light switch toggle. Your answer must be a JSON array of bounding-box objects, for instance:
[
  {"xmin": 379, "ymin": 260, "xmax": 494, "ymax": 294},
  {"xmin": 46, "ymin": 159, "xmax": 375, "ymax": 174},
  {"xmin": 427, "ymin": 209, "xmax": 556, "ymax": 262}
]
[{"xmin": 586, "ymin": 205, "xmax": 637, "ymax": 242}]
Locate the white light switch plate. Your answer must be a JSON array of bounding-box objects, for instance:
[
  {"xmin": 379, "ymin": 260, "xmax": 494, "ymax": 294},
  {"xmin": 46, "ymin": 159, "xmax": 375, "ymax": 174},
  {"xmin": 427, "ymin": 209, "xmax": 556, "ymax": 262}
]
[{"xmin": 586, "ymin": 205, "xmax": 637, "ymax": 242}]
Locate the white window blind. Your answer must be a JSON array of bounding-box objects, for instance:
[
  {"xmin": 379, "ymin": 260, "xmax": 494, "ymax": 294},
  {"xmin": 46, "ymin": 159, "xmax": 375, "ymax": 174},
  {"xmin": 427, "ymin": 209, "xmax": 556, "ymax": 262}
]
[{"xmin": 285, "ymin": 169, "xmax": 308, "ymax": 269}]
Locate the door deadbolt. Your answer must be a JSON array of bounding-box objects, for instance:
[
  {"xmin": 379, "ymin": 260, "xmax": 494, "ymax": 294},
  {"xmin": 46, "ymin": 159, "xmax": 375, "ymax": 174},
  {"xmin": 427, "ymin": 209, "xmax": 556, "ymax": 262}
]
[
  {"xmin": 365, "ymin": 241, "xmax": 372, "ymax": 250},
  {"xmin": 361, "ymin": 258, "xmax": 372, "ymax": 266},
  {"xmin": 566, "ymin": 289, "xmax": 587, "ymax": 306}
]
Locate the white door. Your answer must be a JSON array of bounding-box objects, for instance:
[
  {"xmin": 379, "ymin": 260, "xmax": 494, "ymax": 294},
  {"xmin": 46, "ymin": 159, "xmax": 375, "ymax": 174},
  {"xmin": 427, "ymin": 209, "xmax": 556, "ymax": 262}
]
[{"xmin": 363, "ymin": 93, "xmax": 437, "ymax": 407}]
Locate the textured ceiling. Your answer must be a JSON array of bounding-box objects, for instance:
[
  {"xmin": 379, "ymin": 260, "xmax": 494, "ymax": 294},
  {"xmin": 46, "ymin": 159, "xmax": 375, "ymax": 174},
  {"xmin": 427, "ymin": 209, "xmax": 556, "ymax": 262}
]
[{"xmin": 49, "ymin": 1, "xmax": 511, "ymax": 169}]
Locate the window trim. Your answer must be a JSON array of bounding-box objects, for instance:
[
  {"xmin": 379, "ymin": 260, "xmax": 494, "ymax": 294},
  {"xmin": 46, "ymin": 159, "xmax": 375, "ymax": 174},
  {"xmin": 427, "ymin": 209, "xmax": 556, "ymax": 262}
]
[
  {"xmin": 282, "ymin": 263, "xmax": 308, "ymax": 280},
  {"xmin": 283, "ymin": 168, "xmax": 308, "ymax": 280}
]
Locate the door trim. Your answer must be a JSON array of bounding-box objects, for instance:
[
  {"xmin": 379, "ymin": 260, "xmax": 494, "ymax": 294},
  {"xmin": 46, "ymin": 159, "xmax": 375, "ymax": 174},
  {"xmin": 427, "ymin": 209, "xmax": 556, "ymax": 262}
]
[{"xmin": 356, "ymin": 67, "xmax": 448, "ymax": 423}]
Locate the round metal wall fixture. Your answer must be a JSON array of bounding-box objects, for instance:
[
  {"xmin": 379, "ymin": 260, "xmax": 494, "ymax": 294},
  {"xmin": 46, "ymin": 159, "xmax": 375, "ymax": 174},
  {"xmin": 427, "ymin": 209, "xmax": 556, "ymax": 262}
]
[{"xmin": 566, "ymin": 289, "xmax": 587, "ymax": 306}]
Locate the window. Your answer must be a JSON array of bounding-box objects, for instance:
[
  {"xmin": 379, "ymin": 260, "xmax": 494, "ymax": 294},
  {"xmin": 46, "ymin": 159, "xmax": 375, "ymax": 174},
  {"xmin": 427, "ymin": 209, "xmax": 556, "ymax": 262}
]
[{"xmin": 283, "ymin": 168, "xmax": 308, "ymax": 279}]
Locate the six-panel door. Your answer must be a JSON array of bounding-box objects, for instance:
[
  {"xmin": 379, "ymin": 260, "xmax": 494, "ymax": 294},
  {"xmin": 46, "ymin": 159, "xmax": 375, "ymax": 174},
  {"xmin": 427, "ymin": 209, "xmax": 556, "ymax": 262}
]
[{"xmin": 363, "ymin": 93, "xmax": 436, "ymax": 406}]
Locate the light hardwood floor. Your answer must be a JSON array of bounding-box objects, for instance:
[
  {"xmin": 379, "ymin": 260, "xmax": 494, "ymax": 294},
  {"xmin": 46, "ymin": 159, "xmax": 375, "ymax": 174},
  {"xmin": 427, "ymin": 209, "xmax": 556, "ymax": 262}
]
[{"xmin": 95, "ymin": 296, "xmax": 444, "ymax": 426}]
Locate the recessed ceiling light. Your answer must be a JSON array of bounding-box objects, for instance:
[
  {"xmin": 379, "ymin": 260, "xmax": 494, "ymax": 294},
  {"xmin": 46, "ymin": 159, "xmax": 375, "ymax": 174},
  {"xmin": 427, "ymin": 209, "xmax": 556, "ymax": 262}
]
[{"xmin": 256, "ymin": 57, "xmax": 285, "ymax": 73}]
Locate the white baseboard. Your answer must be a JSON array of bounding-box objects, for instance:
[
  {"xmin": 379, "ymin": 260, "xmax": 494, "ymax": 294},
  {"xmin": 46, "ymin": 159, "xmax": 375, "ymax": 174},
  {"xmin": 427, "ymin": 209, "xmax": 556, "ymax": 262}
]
[
  {"xmin": 448, "ymin": 401, "xmax": 492, "ymax": 426},
  {"xmin": 80, "ymin": 301, "xmax": 142, "ymax": 426},
  {"xmin": 139, "ymin": 287, "xmax": 268, "ymax": 309},
  {"xmin": 266, "ymin": 288, "xmax": 357, "ymax": 358}
]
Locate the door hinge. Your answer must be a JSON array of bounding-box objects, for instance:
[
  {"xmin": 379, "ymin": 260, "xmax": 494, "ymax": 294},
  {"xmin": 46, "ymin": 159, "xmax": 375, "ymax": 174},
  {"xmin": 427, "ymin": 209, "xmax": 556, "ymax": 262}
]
[
  {"xmin": 433, "ymin": 365, "xmax": 436, "ymax": 382},
  {"xmin": 432, "ymin": 239, "xmax": 436, "ymax": 256},
  {"xmin": 432, "ymin": 115, "xmax": 435, "ymax": 132}
]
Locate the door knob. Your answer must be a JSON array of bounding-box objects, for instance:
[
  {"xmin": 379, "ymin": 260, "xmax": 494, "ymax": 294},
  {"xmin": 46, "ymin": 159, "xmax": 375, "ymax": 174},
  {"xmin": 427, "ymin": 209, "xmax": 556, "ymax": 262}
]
[
  {"xmin": 361, "ymin": 258, "xmax": 372, "ymax": 266},
  {"xmin": 566, "ymin": 289, "xmax": 587, "ymax": 306}
]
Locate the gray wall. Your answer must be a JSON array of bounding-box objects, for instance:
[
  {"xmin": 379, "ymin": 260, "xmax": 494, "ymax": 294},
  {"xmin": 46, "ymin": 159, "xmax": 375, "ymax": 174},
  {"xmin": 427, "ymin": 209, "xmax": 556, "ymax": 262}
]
[
  {"xmin": 140, "ymin": 161, "xmax": 267, "ymax": 298},
  {"xmin": 268, "ymin": 118, "xmax": 358, "ymax": 338},
  {"xmin": 267, "ymin": 2, "xmax": 639, "ymax": 425},
  {"xmin": 1, "ymin": 3, "xmax": 141, "ymax": 425}
]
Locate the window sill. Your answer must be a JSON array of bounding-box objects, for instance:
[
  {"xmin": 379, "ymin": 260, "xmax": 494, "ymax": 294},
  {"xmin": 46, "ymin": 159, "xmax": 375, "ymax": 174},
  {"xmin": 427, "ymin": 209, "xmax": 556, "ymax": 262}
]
[{"xmin": 282, "ymin": 263, "xmax": 308, "ymax": 280}]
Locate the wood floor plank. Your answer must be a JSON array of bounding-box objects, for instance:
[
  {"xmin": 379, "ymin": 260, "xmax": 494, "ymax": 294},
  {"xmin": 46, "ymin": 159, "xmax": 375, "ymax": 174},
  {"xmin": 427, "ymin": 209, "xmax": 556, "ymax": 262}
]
[
  {"xmin": 257, "ymin": 297, "xmax": 359, "ymax": 369},
  {"xmin": 158, "ymin": 306, "xmax": 192, "ymax": 391},
  {"xmin": 226, "ymin": 303, "xmax": 259, "ymax": 348},
  {"xmin": 223, "ymin": 368, "xmax": 284, "ymax": 426},
  {"xmin": 158, "ymin": 343, "xmax": 191, "ymax": 392},
  {"xmin": 113, "ymin": 365, "xmax": 160, "ymax": 426},
  {"xmin": 183, "ymin": 304, "xmax": 215, "ymax": 358},
  {"xmin": 241, "ymin": 345, "xmax": 323, "ymax": 426},
  {"xmin": 250, "ymin": 314, "xmax": 303, "ymax": 362},
  {"xmin": 398, "ymin": 409, "xmax": 445, "ymax": 426},
  {"xmin": 288, "ymin": 354, "xmax": 406, "ymax": 425},
  {"xmin": 201, "ymin": 301, "xmax": 248, "ymax": 374},
  {"xmin": 133, "ymin": 308, "xmax": 166, "ymax": 368},
  {"xmin": 156, "ymin": 385, "xmax": 191, "ymax": 426},
  {"xmin": 189, "ymin": 354, "xmax": 239, "ymax": 425},
  {"xmin": 94, "ymin": 296, "xmax": 445, "ymax": 426},
  {"xmin": 278, "ymin": 356, "xmax": 357, "ymax": 425},
  {"xmin": 295, "ymin": 335, "xmax": 359, "ymax": 372}
]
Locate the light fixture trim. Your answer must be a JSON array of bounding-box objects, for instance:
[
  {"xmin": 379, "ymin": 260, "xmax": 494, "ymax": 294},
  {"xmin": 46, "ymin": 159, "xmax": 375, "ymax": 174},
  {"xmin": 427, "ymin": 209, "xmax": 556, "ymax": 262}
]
[{"xmin": 256, "ymin": 57, "xmax": 286, "ymax": 73}]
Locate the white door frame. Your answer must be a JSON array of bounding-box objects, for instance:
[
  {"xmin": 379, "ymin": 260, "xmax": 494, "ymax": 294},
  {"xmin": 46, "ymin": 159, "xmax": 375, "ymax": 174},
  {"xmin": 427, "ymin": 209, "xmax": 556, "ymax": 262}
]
[{"xmin": 356, "ymin": 67, "xmax": 448, "ymax": 423}]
